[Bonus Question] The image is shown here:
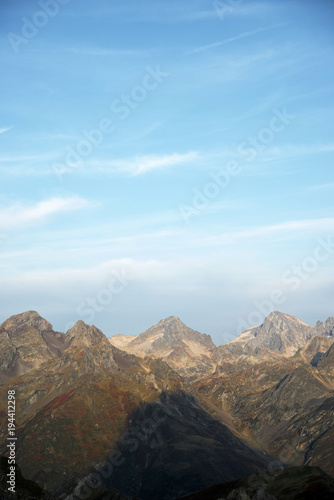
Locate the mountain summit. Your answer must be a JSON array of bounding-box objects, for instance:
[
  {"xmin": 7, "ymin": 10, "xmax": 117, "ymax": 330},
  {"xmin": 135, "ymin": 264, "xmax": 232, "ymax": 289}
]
[
  {"xmin": 223, "ymin": 311, "xmax": 332, "ymax": 359},
  {"xmin": 66, "ymin": 320, "xmax": 107, "ymax": 348},
  {"xmin": 110, "ymin": 316, "xmax": 216, "ymax": 380},
  {"xmin": 128, "ymin": 315, "xmax": 215, "ymax": 351},
  {"xmin": 1, "ymin": 310, "xmax": 53, "ymax": 333},
  {"xmin": 0, "ymin": 311, "xmax": 63, "ymax": 382},
  {"xmin": 250, "ymin": 311, "xmax": 317, "ymax": 356}
]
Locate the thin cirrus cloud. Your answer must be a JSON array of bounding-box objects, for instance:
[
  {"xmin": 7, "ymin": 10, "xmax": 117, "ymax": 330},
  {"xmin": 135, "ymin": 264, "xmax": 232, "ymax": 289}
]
[
  {"xmin": 65, "ymin": 2, "xmax": 277, "ymax": 24},
  {"xmin": 260, "ymin": 143, "xmax": 334, "ymax": 160},
  {"xmin": 0, "ymin": 126, "xmax": 13, "ymax": 134},
  {"xmin": 64, "ymin": 47, "xmax": 150, "ymax": 57},
  {"xmin": 0, "ymin": 197, "xmax": 93, "ymax": 231},
  {"xmin": 184, "ymin": 26, "xmax": 277, "ymax": 55},
  {"xmin": 96, "ymin": 151, "xmax": 199, "ymax": 176},
  {"xmin": 2, "ymin": 217, "xmax": 333, "ymax": 287},
  {"xmin": 185, "ymin": 2, "xmax": 278, "ymax": 22}
]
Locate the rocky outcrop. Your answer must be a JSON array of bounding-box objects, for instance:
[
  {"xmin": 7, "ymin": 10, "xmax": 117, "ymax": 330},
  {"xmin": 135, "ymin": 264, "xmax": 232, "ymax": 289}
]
[
  {"xmin": 66, "ymin": 320, "xmax": 107, "ymax": 348},
  {"xmin": 0, "ymin": 311, "xmax": 66, "ymax": 382},
  {"xmin": 0, "ymin": 456, "xmax": 55, "ymax": 499},
  {"xmin": 212, "ymin": 312, "xmax": 334, "ymax": 369},
  {"xmin": 178, "ymin": 466, "xmax": 334, "ymax": 500},
  {"xmin": 293, "ymin": 335, "xmax": 334, "ymax": 365},
  {"xmin": 317, "ymin": 342, "xmax": 334, "ymax": 379},
  {"xmin": 225, "ymin": 312, "xmax": 317, "ymax": 357},
  {"xmin": 110, "ymin": 316, "xmax": 216, "ymax": 380},
  {"xmin": 316, "ymin": 316, "xmax": 334, "ymax": 337}
]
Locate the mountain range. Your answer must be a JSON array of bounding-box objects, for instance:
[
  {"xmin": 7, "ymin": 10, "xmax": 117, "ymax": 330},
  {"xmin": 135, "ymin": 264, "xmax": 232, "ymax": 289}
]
[{"xmin": 0, "ymin": 310, "xmax": 333, "ymax": 499}]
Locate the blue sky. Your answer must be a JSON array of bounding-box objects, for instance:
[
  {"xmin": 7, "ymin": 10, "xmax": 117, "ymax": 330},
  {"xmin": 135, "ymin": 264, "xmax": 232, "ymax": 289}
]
[{"xmin": 0, "ymin": 0, "xmax": 334, "ymax": 344}]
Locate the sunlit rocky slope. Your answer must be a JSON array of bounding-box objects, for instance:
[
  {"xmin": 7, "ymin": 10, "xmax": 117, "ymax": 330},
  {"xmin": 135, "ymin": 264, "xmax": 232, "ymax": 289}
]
[{"xmin": 0, "ymin": 310, "xmax": 333, "ymax": 499}]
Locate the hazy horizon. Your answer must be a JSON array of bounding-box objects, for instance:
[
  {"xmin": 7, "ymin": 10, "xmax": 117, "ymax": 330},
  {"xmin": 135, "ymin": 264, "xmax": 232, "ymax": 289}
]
[{"xmin": 1, "ymin": 0, "xmax": 334, "ymax": 345}]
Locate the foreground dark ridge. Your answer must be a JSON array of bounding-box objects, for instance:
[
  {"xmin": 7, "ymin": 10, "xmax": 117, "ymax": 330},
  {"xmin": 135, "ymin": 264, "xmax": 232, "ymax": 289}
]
[{"xmin": 2, "ymin": 459, "xmax": 334, "ymax": 500}]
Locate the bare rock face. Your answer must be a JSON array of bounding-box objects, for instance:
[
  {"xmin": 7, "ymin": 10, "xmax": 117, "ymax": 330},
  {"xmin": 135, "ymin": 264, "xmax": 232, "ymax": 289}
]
[
  {"xmin": 1, "ymin": 310, "xmax": 53, "ymax": 333},
  {"xmin": 293, "ymin": 335, "xmax": 334, "ymax": 365},
  {"xmin": 66, "ymin": 320, "xmax": 107, "ymax": 348},
  {"xmin": 213, "ymin": 312, "xmax": 326, "ymax": 369},
  {"xmin": 316, "ymin": 316, "xmax": 334, "ymax": 337},
  {"xmin": 110, "ymin": 312, "xmax": 334, "ymax": 382},
  {"xmin": 127, "ymin": 316, "xmax": 215, "ymax": 353},
  {"xmin": 109, "ymin": 334, "xmax": 138, "ymax": 349},
  {"xmin": 64, "ymin": 321, "xmax": 120, "ymax": 374},
  {"xmin": 317, "ymin": 342, "xmax": 334, "ymax": 379},
  {"xmin": 110, "ymin": 316, "xmax": 217, "ymax": 380},
  {"xmin": 244, "ymin": 312, "xmax": 317, "ymax": 357},
  {"xmin": 0, "ymin": 311, "xmax": 66, "ymax": 382}
]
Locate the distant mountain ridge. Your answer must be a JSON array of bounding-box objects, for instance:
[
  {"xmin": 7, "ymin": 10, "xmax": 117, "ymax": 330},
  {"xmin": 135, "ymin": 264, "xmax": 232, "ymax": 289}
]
[
  {"xmin": 110, "ymin": 311, "xmax": 334, "ymax": 380},
  {"xmin": 0, "ymin": 310, "xmax": 334, "ymax": 499},
  {"xmin": 0, "ymin": 311, "xmax": 119, "ymax": 383}
]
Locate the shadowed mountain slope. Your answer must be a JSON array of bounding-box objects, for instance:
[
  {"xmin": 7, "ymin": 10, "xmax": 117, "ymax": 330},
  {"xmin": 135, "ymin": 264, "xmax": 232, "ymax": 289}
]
[
  {"xmin": 61, "ymin": 391, "xmax": 272, "ymax": 500},
  {"xmin": 1, "ymin": 310, "xmax": 333, "ymax": 500},
  {"xmin": 178, "ymin": 466, "xmax": 334, "ymax": 500}
]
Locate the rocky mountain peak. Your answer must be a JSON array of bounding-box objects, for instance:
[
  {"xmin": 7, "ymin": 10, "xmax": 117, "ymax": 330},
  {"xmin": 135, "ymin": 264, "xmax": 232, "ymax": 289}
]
[
  {"xmin": 252, "ymin": 312, "xmax": 316, "ymax": 355},
  {"xmin": 264, "ymin": 311, "xmax": 307, "ymax": 328},
  {"xmin": 316, "ymin": 317, "xmax": 334, "ymax": 336},
  {"xmin": 0, "ymin": 310, "xmax": 53, "ymax": 333},
  {"xmin": 66, "ymin": 321, "xmax": 106, "ymax": 347},
  {"xmin": 112, "ymin": 316, "xmax": 217, "ymax": 381},
  {"xmin": 0, "ymin": 311, "xmax": 62, "ymax": 381},
  {"xmin": 226, "ymin": 312, "xmax": 318, "ymax": 358},
  {"xmin": 156, "ymin": 316, "xmax": 188, "ymax": 333},
  {"xmin": 130, "ymin": 316, "xmax": 215, "ymax": 349},
  {"xmin": 159, "ymin": 315, "xmax": 182, "ymax": 324}
]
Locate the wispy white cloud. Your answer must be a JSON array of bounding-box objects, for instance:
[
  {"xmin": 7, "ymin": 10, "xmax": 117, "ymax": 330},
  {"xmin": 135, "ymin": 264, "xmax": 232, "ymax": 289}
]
[
  {"xmin": 184, "ymin": 26, "xmax": 276, "ymax": 55},
  {"xmin": 95, "ymin": 151, "xmax": 199, "ymax": 176},
  {"xmin": 219, "ymin": 218, "xmax": 334, "ymax": 244},
  {"xmin": 65, "ymin": 47, "xmax": 150, "ymax": 57},
  {"xmin": 1, "ymin": 215, "xmax": 332, "ymax": 271},
  {"xmin": 185, "ymin": 2, "xmax": 278, "ymax": 22},
  {"xmin": 10, "ymin": 258, "xmax": 167, "ymax": 286},
  {"xmin": 0, "ymin": 126, "xmax": 12, "ymax": 134},
  {"xmin": 60, "ymin": 1, "xmax": 277, "ymax": 24},
  {"xmin": 262, "ymin": 143, "xmax": 334, "ymax": 161},
  {"xmin": 2, "ymin": 217, "xmax": 333, "ymax": 292},
  {"xmin": 0, "ymin": 197, "xmax": 93, "ymax": 231},
  {"xmin": 182, "ymin": 49, "xmax": 276, "ymax": 88}
]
